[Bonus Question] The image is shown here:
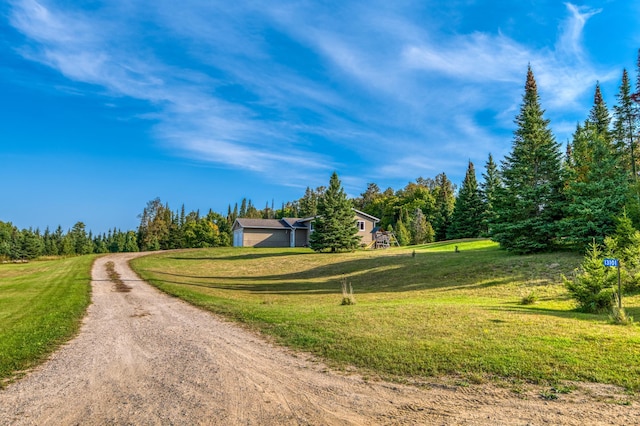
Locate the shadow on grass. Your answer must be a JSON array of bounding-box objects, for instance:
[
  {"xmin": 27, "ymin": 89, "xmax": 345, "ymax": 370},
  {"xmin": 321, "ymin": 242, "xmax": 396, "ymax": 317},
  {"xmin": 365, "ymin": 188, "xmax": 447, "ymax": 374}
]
[
  {"xmin": 166, "ymin": 250, "xmax": 312, "ymax": 262},
  {"xmin": 489, "ymin": 305, "xmax": 604, "ymax": 322},
  {"xmin": 143, "ymin": 252, "xmax": 516, "ymax": 295},
  {"xmin": 136, "ymin": 245, "xmax": 581, "ymax": 298}
]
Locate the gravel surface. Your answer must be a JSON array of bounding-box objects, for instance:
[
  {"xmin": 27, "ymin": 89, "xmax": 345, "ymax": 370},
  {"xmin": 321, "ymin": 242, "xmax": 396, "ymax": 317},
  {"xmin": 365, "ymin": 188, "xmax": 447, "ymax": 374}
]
[{"xmin": 0, "ymin": 252, "xmax": 638, "ymax": 425}]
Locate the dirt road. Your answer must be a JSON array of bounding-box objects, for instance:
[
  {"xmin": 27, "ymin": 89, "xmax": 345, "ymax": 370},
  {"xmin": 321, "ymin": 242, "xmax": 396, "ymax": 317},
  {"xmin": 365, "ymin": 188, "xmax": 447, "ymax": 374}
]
[{"xmin": 0, "ymin": 253, "xmax": 637, "ymax": 425}]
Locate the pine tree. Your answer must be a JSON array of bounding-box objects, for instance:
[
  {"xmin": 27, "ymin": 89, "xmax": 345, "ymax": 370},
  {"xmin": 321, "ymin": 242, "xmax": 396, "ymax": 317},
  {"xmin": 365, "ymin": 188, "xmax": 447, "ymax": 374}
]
[
  {"xmin": 137, "ymin": 198, "xmax": 171, "ymax": 251},
  {"xmin": 480, "ymin": 153, "xmax": 501, "ymax": 236},
  {"xmin": 432, "ymin": 172, "xmax": 455, "ymax": 241},
  {"xmin": 426, "ymin": 221, "xmax": 435, "ymax": 243},
  {"xmin": 394, "ymin": 208, "xmax": 411, "ymax": 246},
  {"xmin": 492, "ymin": 66, "xmax": 565, "ymax": 253},
  {"xmin": 309, "ymin": 172, "xmax": 361, "ymax": 252},
  {"xmin": 587, "ymin": 82, "xmax": 612, "ymax": 140},
  {"xmin": 299, "ymin": 187, "xmax": 319, "ymax": 217},
  {"xmin": 563, "ymin": 239, "xmax": 616, "ymax": 313},
  {"xmin": 69, "ymin": 222, "xmax": 92, "ymax": 255},
  {"xmin": 613, "ymin": 69, "xmax": 638, "ymax": 180},
  {"xmin": 562, "ymin": 123, "xmax": 628, "ymax": 248},
  {"xmin": 448, "ymin": 161, "xmax": 484, "ymax": 239},
  {"xmin": 239, "ymin": 198, "xmax": 248, "ymax": 217},
  {"xmin": 21, "ymin": 228, "xmax": 44, "ymax": 259}
]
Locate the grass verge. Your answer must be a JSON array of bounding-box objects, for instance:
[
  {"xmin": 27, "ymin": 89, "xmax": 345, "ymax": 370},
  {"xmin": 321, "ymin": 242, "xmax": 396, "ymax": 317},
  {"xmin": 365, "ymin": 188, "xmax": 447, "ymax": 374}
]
[
  {"xmin": 130, "ymin": 240, "xmax": 640, "ymax": 391},
  {"xmin": 0, "ymin": 256, "xmax": 95, "ymax": 387}
]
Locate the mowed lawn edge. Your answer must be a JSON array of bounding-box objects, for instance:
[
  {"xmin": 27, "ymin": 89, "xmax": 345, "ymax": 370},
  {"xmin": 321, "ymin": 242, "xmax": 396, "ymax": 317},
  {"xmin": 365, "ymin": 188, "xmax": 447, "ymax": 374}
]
[
  {"xmin": 0, "ymin": 255, "xmax": 96, "ymax": 387},
  {"xmin": 130, "ymin": 241, "xmax": 640, "ymax": 392}
]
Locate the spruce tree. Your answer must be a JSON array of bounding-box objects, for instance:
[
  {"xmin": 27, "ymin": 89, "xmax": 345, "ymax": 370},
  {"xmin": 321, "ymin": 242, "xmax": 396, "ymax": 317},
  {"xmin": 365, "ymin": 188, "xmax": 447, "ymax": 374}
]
[
  {"xmin": 492, "ymin": 66, "xmax": 564, "ymax": 253},
  {"xmin": 563, "ymin": 240, "xmax": 616, "ymax": 313},
  {"xmin": 480, "ymin": 153, "xmax": 501, "ymax": 236},
  {"xmin": 613, "ymin": 69, "xmax": 637, "ymax": 179},
  {"xmin": 562, "ymin": 123, "xmax": 627, "ymax": 248},
  {"xmin": 448, "ymin": 161, "xmax": 484, "ymax": 239},
  {"xmin": 239, "ymin": 198, "xmax": 248, "ymax": 217},
  {"xmin": 432, "ymin": 173, "xmax": 455, "ymax": 241},
  {"xmin": 395, "ymin": 208, "xmax": 411, "ymax": 246},
  {"xmin": 587, "ymin": 82, "xmax": 612, "ymax": 140},
  {"xmin": 309, "ymin": 172, "xmax": 361, "ymax": 252},
  {"xmin": 299, "ymin": 187, "xmax": 319, "ymax": 217}
]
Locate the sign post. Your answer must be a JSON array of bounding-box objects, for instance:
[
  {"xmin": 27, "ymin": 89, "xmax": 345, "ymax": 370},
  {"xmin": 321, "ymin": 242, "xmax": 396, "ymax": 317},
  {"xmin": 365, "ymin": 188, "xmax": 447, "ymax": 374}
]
[{"xmin": 603, "ymin": 258, "xmax": 622, "ymax": 308}]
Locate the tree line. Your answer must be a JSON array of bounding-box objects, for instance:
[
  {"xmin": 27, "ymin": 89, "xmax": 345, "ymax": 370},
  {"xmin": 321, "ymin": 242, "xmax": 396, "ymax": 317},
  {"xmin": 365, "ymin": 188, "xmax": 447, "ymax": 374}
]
[
  {"xmin": 0, "ymin": 221, "xmax": 138, "ymax": 260},
  {"xmin": 355, "ymin": 53, "xmax": 640, "ymax": 254}
]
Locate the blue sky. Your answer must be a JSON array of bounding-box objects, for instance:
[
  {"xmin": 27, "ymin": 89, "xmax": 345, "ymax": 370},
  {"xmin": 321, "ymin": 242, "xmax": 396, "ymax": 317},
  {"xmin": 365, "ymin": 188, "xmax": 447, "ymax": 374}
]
[{"xmin": 1, "ymin": 1, "xmax": 639, "ymax": 234}]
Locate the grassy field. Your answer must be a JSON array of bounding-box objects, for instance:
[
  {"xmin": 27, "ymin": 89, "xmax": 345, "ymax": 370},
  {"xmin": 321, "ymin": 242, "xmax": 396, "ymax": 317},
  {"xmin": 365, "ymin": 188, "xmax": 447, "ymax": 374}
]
[
  {"xmin": 130, "ymin": 240, "xmax": 640, "ymax": 391},
  {"xmin": 0, "ymin": 256, "xmax": 95, "ymax": 387}
]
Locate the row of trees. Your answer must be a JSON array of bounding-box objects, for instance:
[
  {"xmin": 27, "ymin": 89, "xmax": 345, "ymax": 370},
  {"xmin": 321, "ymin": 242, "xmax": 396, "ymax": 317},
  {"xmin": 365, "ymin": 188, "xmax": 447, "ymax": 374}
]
[
  {"xmin": 0, "ymin": 221, "xmax": 138, "ymax": 260},
  {"xmin": 137, "ymin": 198, "xmax": 231, "ymax": 251},
  {"xmin": 1, "ymin": 197, "xmax": 235, "ymax": 260},
  {"xmin": 491, "ymin": 58, "xmax": 640, "ymax": 253},
  {"xmin": 350, "ymin": 54, "xmax": 640, "ymax": 254}
]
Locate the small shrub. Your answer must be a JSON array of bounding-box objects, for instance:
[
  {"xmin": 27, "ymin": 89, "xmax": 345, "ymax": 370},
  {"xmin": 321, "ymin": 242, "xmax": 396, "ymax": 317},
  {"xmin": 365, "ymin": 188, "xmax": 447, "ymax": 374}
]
[
  {"xmin": 551, "ymin": 384, "xmax": 574, "ymax": 394},
  {"xmin": 520, "ymin": 290, "xmax": 537, "ymax": 305},
  {"xmin": 540, "ymin": 389, "xmax": 559, "ymax": 400},
  {"xmin": 563, "ymin": 240, "xmax": 616, "ymax": 313},
  {"xmin": 340, "ymin": 277, "xmax": 355, "ymax": 305}
]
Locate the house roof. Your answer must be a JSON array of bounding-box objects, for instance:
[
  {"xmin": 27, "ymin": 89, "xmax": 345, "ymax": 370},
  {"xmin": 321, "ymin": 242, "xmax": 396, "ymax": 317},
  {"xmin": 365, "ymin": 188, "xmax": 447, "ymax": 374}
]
[
  {"xmin": 234, "ymin": 218, "xmax": 291, "ymax": 229},
  {"xmin": 353, "ymin": 209, "xmax": 380, "ymax": 223},
  {"xmin": 281, "ymin": 218, "xmax": 310, "ymax": 228},
  {"xmin": 232, "ymin": 209, "xmax": 379, "ymax": 231}
]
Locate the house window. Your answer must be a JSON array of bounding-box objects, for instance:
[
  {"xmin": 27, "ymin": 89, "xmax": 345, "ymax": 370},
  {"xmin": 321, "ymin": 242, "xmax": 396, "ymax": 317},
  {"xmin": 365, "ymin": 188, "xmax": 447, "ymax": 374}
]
[{"xmin": 357, "ymin": 220, "xmax": 366, "ymax": 231}]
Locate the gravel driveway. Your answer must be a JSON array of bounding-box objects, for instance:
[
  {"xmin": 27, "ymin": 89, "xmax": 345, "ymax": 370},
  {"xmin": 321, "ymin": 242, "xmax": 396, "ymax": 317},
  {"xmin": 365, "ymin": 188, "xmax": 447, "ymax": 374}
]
[{"xmin": 0, "ymin": 253, "xmax": 637, "ymax": 425}]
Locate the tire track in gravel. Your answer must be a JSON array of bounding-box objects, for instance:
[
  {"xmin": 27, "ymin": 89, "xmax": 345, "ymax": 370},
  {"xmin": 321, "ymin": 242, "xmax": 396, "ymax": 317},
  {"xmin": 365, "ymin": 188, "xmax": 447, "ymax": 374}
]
[{"xmin": 0, "ymin": 253, "xmax": 637, "ymax": 425}]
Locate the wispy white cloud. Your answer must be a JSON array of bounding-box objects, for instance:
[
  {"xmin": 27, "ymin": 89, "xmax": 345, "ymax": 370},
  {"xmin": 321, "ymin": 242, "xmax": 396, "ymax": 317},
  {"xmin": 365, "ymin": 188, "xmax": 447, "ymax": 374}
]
[
  {"xmin": 557, "ymin": 3, "xmax": 601, "ymax": 61},
  {"xmin": 402, "ymin": 32, "xmax": 528, "ymax": 84},
  {"xmin": 9, "ymin": 0, "xmax": 335, "ymax": 176}
]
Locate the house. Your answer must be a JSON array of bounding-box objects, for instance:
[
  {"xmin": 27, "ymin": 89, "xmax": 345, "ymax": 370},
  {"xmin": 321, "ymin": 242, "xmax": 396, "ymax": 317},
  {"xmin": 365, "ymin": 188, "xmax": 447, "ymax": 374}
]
[{"xmin": 232, "ymin": 209, "xmax": 379, "ymax": 248}]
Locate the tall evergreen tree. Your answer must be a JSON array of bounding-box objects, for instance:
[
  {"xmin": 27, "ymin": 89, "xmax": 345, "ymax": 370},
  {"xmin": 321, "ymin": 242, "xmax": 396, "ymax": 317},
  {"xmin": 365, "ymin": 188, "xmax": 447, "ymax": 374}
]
[
  {"xmin": 239, "ymin": 198, "xmax": 248, "ymax": 217},
  {"xmin": 562, "ymin": 123, "xmax": 628, "ymax": 248},
  {"xmin": 69, "ymin": 222, "xmax": 93, "ymax": 255},
  {"xmin": 492, "ymin": 66, "xmax": 565, "ymax": 253},
  {"xmin": 432, "ymin": 172, "xmax": 455, "ymax": 241},
  {"xmin": 613, "ymin": 69, "xmax": 638, "ymax": 180},
  {"xmin": 480, "ymin": 153, "xmax": 501, "ymax": 236},
  {"xmin": 448, "ymin": 161, "xmax": 484, "ymax": 239},
  {"xmin": 309, "ymin": 172, "xmax": 361, "ymax": 252},
  {"xmin": 299, "ymin": 186, "xmax": 320, "ymax": 217},
  {"xmin": 394, "ymin": 210, "xmax": 411, "ymax": 246},
  {"xmin": 587, "ymin": 82, "xmax": 612, "ymax": 140}
]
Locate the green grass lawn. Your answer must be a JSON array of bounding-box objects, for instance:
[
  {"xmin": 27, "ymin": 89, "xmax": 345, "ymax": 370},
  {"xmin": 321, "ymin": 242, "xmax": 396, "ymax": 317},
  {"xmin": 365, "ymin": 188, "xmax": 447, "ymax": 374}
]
[
  {"xmin": 0, "ymin": 256, "xmax": 95, "ymax": 387},
  {"xmin": 131, "ymin": 240, "xmax": 640, "ymax": 390}
]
